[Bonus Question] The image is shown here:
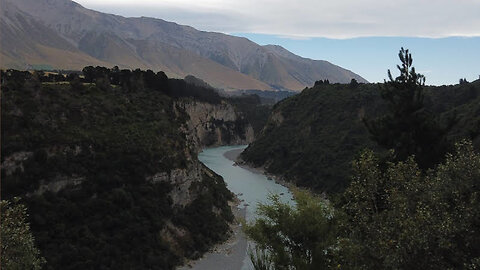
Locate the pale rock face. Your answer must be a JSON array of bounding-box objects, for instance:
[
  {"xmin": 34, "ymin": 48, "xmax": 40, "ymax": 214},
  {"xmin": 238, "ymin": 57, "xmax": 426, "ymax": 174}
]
[
  {"xmin": 178, "ymin": 100, "xmax": 255, "ymax": 150},
  {"xmin": 160, "ymin": 220, "xmax": 188, "ymax": 257},
  {"xmin": 270, "ymin": 111, "xmax": 285, "ymax": 127},
  {"xmin": 184, "ymin": 101, "xmax": 238, "ymax": 124},
  {"xmin": 244, "ymin": 125, "xmax": 255, "ymax": 143},
  {"xmin": 149, "ymin": 100, "xmax": 254, "ymax": 206},
  {"xmin": 32, "ymin": 176, "xmax": 86, "ymax": 196},
  {"xmin": 2, "ymin": 149, "xmax": 87, "ymax": 195},
  {"xmin": 1, "ymin": 151, "xmax": 33, "ymax": 176},
  {"xmin": 148, "ymin": 164, "xmax": 203, "ymax": 207},
  {"xmin": 146, "ymin": 100, "xmax": 254, "ymax": 207}
]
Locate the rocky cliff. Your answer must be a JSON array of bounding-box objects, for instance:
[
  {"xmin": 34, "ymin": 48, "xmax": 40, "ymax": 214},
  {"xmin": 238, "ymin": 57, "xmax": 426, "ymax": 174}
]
[{"xmin": 179, "ymin": 100, "xmax": 255, "ymax": 151}]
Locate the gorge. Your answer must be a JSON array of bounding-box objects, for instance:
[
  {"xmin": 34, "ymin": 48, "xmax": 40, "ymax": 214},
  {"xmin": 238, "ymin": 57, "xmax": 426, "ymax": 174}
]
[{"xmin": 0, "ymin": 68, "xmax": 266, "ymax": 269}]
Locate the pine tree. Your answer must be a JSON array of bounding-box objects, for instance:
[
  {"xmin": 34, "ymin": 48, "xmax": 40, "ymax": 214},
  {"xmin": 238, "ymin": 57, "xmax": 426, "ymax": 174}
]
[{"xmin": 363, "ymin": 48, "xmax": 452, "ymax": 169}]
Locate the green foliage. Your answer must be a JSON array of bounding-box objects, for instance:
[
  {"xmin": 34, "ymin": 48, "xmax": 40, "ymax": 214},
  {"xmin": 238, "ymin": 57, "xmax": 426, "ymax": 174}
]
[
  {"xmin": 242, "ymin": 83, "xmax": 383, "ymax": 192},
  {"xmin": 243, "ymin": 49, "xmax": 480, "ymax": 268},
  {"xmin": 363, "ymin": 48, "xmax": 451, "ymax": 169},
  {"xmin": 340, "ymin": 140, "xmax": 480, "ymax": 269},
  {"xmin": 1, "ymin": 198, "xmax": 46, "ymax": 270},
  {"xmin": 0, "ymin": 69, "xmax": 241, "ymax": 269},
  {"xmin": 248, "ymin": 246, "xmax": 275, "ymax": 270},
  {"xmin": 174, "ymin": 169, "xmax": 234, "ymax": 256},
  {"xmin": 226, "ymin": 94, "xmax": 271, "ymax": 135},
  {"xmin": 27, "ymin": 182, "xmax": 178, "ymax": 269},
  {"xmin": 243, "ymin": 75, "xmax": 479, "ymax": 194},
  {"xmin": 247, "ymin": 141, "xmax": 480, "ymax": 269},
  {"xmin": 245, "ymin": 189, "xmax": 339, "ymax": 269}
]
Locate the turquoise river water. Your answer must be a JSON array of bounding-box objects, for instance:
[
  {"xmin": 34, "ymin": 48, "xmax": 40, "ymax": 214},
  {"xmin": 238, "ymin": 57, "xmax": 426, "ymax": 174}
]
[
  {"xmin": 198, "ymin": 145, "xmax": 294, "ymax": 222},
  {"xmin": 180, "ymin": 145, "xmax": 294, "ymax": 270}
]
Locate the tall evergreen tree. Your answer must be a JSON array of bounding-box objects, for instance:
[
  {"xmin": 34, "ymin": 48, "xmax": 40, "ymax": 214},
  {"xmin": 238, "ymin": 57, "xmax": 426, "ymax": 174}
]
[{"xmin": 364, "ymin": 48, "xmax": 452, "ymax": 169}]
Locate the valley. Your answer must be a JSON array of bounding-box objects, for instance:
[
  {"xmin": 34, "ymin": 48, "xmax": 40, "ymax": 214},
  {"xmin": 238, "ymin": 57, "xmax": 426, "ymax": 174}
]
[{"xmin": 1, "ymin": 0, "xmax": 479, "ymax": 269}]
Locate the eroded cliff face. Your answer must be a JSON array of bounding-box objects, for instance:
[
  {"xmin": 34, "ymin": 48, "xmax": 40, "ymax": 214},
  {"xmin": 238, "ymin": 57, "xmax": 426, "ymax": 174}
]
[
  {"xmin": 148, "ymin": 162, "xmax": 203, "ymax": 207},
  {"xmin": 178, "ymin": 100, "xmax": 255, "ymax": 151},
  {"xmin": 148, "ymin": 161, "xmax": 233, "ymax": 259},
  {"xmin": 2, "ymin": 99, "xmax": 249, "ymax": 208}
]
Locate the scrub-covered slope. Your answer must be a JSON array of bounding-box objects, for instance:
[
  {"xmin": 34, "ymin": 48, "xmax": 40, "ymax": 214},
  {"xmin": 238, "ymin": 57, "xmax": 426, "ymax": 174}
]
[{"xmin": 241, "ymin": 80, "xmax": 480, "ymax": 193}]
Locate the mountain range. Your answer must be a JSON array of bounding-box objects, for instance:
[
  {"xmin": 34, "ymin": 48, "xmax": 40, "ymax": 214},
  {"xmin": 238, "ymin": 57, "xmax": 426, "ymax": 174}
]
[{"xmin": 0, "ymin": 0, "xmax": 367, "ymax": 91}]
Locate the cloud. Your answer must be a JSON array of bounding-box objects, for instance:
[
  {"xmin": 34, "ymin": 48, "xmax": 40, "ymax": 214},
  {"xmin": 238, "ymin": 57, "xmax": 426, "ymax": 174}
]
[{"xmin": 76, "ymin": 0, "xmax": 480, "ymax": 38}]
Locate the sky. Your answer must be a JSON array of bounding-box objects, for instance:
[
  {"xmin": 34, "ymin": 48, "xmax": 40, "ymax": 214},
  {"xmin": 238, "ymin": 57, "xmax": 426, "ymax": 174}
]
[{"xmin": 75, "ymin": 0, "xmax": 480, "ymax": 85}]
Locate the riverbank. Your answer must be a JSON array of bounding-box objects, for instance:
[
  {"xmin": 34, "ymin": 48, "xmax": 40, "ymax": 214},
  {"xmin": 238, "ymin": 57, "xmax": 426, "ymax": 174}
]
[
  {"xmin": 179, "ymin": 147, "xmax": 250, "ymax": 270},
  {"xmin": 224, "ymin": 148, "xmax": 264, "ymax": 175},
  {"xmin": 224, "ymin": 148, "xmax": 294, "ymax": 190},
  {"xmin": 179, "ymin": 199, "xmax": 247, "ymax": 270}
]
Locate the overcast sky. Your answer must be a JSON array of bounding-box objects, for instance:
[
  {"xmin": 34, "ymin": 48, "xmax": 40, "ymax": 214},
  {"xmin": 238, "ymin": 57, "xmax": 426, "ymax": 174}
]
[
  {"xmin": 75, "ymin": 0, "xmax": 480, "ymax": 85},
  {"xmin": 76, "ymin": 0, "xmax": 480, "ymax": 38}
]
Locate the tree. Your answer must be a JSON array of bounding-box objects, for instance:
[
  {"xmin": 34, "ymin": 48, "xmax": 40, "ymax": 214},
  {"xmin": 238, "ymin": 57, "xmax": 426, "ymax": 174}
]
[
  {"xmin": 69, "ymin": 74, "xmax": 84, "ymax": 91},
  {"xmin": 1, "ymin": 198, "xmax": 46, "ymax": 270},
  {"xmin": 82, "ymin": 66, "xmax": 96, "ymax": 83},
  {"xmin": 245, "ymin": 141, "xmax": 480, "ymax": 269},
  {"xmin": 363, "ymin": 48, "xmax": 451, "ymax": 169},
  {"xmin": 349, "ymin": 78, "xmax": 359, "ymax": 89},
  {"xmin": 459, "ymin": 78, "xmax": 469, "ymax": 85},
  {"xmin": 314, "ymin": 79, "xmax": 330, "ymax": 87},
  {"xmin": 340, "ymin": 140, "xmax": 480, "ymax": 269},
  {"xmin": 245, "ymin": 189, "xmax": 339, "ymax": 269}
]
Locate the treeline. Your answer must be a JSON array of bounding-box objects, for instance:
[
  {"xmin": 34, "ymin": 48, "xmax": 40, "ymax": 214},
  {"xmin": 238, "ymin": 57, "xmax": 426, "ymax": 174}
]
[
  {"xmin": 1, "ymin": 66, "xmax": 223, "ymax": 104},
  {"xmin": 245, "ymin": 48, "xmax": 480, "ymax": 269}
]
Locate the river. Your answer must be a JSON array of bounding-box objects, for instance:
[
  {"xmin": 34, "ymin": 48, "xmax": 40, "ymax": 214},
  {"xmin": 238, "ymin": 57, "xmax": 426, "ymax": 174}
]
[{"xmin": 179, "ymin": 145, "xmax": 293, "ymax": 270}]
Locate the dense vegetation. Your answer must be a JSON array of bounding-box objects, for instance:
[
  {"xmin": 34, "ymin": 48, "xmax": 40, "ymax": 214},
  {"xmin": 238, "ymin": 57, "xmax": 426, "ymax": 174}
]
[
  {"xmin": 242, "ymin": 82, "xmax": 384, "ymax": 192},
  {"xmin": 246, "ymin": 141, "xmax": 480, "ymax": 269},
  {"xmin": 0, "ymin": 67, "xmax": 266, "ymax": 269},
  {"xmin": 245, "ymin": 49, "xmax": 480, "ymax": 269},
  {"xmin": 242, "ymin": 72, "xmax": 480, "ymax": 193}
]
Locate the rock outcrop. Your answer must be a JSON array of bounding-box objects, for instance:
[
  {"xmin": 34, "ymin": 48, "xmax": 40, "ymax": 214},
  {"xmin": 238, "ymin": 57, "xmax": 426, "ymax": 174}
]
[
  {"xmin": 178, "ymin": 100, "xmax": 255, "ymax": 150},
  {"xmin": 148, "ymin": 163, "xmax": 203, "ymax": 207}
]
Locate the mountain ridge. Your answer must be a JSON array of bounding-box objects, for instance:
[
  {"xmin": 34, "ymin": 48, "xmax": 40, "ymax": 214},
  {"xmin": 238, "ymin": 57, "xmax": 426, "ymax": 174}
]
[{"xmin": 0, "ymin": 0, "xmax": 368, "ymax": 90}]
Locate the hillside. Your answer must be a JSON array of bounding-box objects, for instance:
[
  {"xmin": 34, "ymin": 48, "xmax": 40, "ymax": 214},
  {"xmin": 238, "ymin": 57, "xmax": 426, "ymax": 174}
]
[
  {"xmin": 0, "ymin": 68, "xmax": 267, "ymax": 269},
  {"xmin": 241, "ymin": 80, "xmax": 480, "ymax": 193},
  {"xmin": 0, "ymin": 0, "xmax": 367, "ymax": 91}
]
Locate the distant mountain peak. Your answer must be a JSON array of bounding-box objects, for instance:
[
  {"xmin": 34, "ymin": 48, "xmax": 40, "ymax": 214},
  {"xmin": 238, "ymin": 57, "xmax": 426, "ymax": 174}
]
[{"xmin": 0, "ymin": 0, "xmax": 367, "ymax": 90}]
